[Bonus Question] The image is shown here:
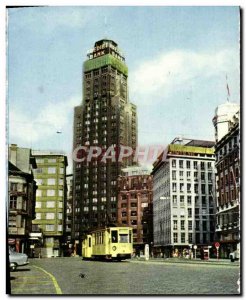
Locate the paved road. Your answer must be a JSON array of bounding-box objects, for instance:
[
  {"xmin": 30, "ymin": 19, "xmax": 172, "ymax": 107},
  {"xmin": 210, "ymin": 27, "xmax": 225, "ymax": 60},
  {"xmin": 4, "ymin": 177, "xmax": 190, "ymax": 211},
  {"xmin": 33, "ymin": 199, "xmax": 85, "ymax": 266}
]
[{"xmin": 9, "ymin": 257, "xmax": 240, "ymax": 295}]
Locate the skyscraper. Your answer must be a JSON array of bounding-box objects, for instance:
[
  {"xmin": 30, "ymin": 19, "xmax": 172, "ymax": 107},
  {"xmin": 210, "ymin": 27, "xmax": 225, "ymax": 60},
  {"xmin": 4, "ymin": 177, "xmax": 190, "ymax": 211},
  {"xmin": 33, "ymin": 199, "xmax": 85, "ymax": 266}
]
[{"xmin": 73, "ymin": 39, "xmax": 137, "ymax": 241}]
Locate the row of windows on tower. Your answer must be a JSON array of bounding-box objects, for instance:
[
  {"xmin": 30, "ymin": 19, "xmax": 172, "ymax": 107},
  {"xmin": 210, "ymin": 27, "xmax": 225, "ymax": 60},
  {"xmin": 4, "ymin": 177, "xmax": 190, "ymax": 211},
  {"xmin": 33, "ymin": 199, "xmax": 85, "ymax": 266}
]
[{"xmin": 84, "ymin": 68, "xmax": 127, "ymax": 79}]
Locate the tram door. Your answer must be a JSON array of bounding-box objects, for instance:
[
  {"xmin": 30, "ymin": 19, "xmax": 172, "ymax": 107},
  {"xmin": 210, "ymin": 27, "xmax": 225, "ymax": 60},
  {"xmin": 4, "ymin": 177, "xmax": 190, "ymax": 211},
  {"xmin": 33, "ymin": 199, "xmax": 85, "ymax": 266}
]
[{"xmin": 83, "ymin": 235, "xmax": 92, "ymax": 258}]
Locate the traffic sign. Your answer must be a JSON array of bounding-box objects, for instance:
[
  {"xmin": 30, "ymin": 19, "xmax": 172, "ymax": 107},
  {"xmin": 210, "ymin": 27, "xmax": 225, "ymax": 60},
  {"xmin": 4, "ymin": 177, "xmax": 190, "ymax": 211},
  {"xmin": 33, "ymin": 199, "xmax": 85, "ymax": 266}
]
[{"xmin": 215, "ymin": 242, "xmax": 220, "ymax": 248}]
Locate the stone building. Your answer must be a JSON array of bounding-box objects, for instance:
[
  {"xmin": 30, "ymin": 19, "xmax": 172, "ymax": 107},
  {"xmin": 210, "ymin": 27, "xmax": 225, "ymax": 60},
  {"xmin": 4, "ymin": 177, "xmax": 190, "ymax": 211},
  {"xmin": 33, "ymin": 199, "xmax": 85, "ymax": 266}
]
[
  {"xmin": 8, "ymin": 144, "xmax": 37, "ymax": 254},
  {"xmin": 152, "ymin": 138, "xmax": 216, "ymax": 258},
  {"xmin": 213, "ymin": 103, "xmax": 240, "ymax": 258},
  {"xmin": 32, "ymin": 151, "xmax": 67, "ymax": 257}
]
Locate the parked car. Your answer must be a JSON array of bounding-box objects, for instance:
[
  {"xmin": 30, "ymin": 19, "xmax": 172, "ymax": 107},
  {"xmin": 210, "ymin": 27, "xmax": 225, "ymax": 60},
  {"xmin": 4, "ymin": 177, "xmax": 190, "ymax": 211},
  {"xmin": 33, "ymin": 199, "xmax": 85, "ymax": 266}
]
[{"xmin": 9, "ymin": 248, "xmax": 29, "ymax": 271}]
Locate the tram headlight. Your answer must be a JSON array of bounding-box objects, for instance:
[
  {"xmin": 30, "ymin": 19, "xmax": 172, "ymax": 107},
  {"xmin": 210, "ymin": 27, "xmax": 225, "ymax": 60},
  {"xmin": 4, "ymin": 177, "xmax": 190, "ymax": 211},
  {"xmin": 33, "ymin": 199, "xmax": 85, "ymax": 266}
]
[{"xmin": 112, "ymin": 246, "xmax": 117, "ymax": 251}]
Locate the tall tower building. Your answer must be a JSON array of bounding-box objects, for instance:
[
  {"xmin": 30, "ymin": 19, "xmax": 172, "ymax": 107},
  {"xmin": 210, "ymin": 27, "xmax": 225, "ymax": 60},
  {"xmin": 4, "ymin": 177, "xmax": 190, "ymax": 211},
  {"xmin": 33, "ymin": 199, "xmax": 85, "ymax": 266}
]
[{"xmin": 73, "ymin": 39, "xmax": 137, "ymax": 240}]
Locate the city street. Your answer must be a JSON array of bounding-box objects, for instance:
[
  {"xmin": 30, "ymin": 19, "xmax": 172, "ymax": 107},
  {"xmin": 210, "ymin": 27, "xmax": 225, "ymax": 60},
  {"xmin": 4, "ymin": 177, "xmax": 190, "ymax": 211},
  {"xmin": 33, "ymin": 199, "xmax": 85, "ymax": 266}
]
[{"xmin": 9, "ymin": 257, "xmax": 240, "ymax": 295}]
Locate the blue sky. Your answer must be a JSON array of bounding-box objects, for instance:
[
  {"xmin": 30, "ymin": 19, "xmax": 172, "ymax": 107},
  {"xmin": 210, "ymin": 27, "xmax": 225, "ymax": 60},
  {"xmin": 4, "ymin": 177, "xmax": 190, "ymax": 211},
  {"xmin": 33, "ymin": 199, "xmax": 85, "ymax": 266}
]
[{"xmin": 7, "ymin": 6, "xmax": 240, "ymax": 169}]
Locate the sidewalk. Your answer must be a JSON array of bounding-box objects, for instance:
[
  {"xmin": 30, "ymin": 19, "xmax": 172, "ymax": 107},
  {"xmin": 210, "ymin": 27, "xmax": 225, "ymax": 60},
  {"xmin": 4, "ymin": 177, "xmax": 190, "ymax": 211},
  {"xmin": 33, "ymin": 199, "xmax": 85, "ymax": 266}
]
[{"xmin": 132, "ymin": 257, "xmax": 240, "ymax": 266}]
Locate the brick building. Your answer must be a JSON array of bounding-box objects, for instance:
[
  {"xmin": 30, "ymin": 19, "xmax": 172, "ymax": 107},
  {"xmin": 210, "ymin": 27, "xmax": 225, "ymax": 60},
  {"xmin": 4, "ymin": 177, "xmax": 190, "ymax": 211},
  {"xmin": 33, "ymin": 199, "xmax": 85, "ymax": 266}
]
[{"xmin": 117, "ymin": 166, "xmax": 153, "ymax": 255}]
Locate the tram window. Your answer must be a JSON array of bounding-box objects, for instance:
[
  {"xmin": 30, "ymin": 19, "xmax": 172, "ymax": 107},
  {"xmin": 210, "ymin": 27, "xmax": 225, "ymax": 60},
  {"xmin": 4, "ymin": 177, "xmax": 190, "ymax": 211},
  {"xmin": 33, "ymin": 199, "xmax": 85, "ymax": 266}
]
[
  {"xmin": 111, "ymin": 230, "xmax": 118, "ymax": 243},
  {"xmin": 89, "ymin": 237, "xmax": 91, "ymax": 247},
  {"xmin": 119, "ymin": 234, "xmax": 128, "ymax": 243}
]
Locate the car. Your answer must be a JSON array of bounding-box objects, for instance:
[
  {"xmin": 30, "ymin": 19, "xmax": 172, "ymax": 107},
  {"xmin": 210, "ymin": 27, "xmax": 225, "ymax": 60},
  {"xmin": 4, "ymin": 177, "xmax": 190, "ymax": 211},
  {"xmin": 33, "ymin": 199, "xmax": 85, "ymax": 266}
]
[{"xmin": 9, "ymin": 248, "xmax": 29, "ymax": 271}]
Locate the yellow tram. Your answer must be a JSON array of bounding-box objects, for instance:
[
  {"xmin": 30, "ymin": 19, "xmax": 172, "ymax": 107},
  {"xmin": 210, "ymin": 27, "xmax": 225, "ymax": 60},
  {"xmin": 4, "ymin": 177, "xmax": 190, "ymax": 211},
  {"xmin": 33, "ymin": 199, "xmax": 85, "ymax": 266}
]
[{"xmin": 82, "ymin": 226, "xmax": 133, "ymax": 261}]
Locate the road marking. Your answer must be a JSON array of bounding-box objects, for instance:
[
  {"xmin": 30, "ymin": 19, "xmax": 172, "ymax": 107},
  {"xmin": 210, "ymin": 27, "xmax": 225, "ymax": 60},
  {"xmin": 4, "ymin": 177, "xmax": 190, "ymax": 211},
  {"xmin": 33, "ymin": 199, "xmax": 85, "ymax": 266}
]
[
  {"xmin": 13, "ymin": 281, "xmax": 53, "ymax": 285},
  {"xmin": 33, "ymin": 266, "xmax": 62, "ymax": 294}
]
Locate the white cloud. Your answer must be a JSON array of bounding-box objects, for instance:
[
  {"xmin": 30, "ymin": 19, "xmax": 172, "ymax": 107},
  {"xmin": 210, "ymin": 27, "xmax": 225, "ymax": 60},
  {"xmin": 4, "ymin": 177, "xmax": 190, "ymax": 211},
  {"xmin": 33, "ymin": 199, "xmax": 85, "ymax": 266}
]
[
  {"xmin": 129, "ymin": 49, "xmax": 239, "ymax": 105},
  {"xmin": 9, "ymin": 95, "xmax": 80, "ymax": 146}
]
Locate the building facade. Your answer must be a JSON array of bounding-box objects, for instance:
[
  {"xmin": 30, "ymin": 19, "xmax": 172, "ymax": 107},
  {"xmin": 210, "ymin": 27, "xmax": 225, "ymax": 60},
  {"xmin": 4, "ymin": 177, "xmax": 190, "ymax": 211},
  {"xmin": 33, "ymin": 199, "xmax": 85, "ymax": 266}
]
[
  {"xmin": 73, "ymin": 39, "xmax": 137, "ymax": 243},
  {"xmin": 32, "ymin": 151, "xmax": 67, "ymax": 257},
  {"xmin": 152, "ymin": 138, "xmax": 216, "ymax": 258},
  {"xmin": 117, "ymin": 166, "xmax": 153, "ymax": 255},
  {"xmin": 213, "ymin": 104, "xmax": 240, "ymax": 258},
  {"xmin": 8, "ymin": 144, "xmax": 37, "ymax": 254}
]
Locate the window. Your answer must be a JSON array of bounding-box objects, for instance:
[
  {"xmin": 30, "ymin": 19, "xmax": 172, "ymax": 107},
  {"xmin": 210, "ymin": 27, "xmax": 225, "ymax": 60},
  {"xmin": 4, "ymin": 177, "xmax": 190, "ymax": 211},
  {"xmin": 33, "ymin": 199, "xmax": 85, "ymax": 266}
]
[
  {"xmin": 48, "ymin": 158, "xmax": 56, "ymax": 163},
  {"xmin": 181, "ymin": 233, "xmax": 185, "ymax": 243},
  {"xmin": 180, "ymin": 183, "xmax": 184, "ymax": 192},
  {"xmin": 187, "ymin": 171, "xmax": 191, "ymax": 180},
  {"xmin": 46, "ymin": 213, "xmax": 55, "ymax": 220},
  {"xmin": 46, "ymin": 225, "xmax": 55, "ymax": 231},
  {"xmin": 201, "ymin": 162, "xmax": 205, "ymax": 170},
  {"xmin": 188, "ymin": 208, "xmax": 192, "ymax": 218},
  {"xmin": 119, "ymin": 234, "xmax": 129, "ymax": 243},
  {"xmin": 111, "ymin": 230, "xmax": 118, "ymax": 243},
  {"xmin": 47, "ymin": 190, "xmax": 55, "ymax": 196},
  {"xmin": 36, "ymin": 159, "xmax": 44, "ymax": 163},
  {"xmin": 173, "ymin": 233, "xmax": 178, "ymax": 243},
  {"xmin": 173, "ymin": 220, "xmax": 178, "ymax": 230},
  {"xmin": 201, "ymin": 172, "xmax": 205, "ymax": 181},
  {"xmin": 187, "ymin": 196, "xmax": 192, "ymax": 205},
  {"xmin": 195, "ymin": 208, "xmax": 199, "ymax": 216},
  {"xmin": 60, "ymin": 168, "xmax": 64, "ymax": 174},
  {"xmin": 196, "ymin": 221, "xmax": 200, "ymax": 230},
  {"xmin": 173, "ymin": 195, "xmax": 177, "ymax": 205},
  {"xmin": 57, "ymin": 225, "xmax": 63, "ymax": 232},
  {"xmin": 180, "ymin": 196, "xmax": 184, "ymax": 205},
  {"xmin": 172, "ymin": 171, "xmax": 176, "ymax": 180},
  {"xmin": 59, "ymin": 202, "xmax": 63, "ymax": 208},
  {"xmin": 9, "ymin": 196, "xmax": 17, "ymax": 209},
  {"xmin": 193, "ymin": 161, "xmax": 198, "ymax": 169},
  {"xmin": 202, "ymin": 196, "xmax": 206, "ymax": 207},
  {"xmin": 35, "ymin": 179, "xmax": 43, "ymax": 185},
  {"xmin": 172, "ymin": 183, "xmax": 177, "ymax": 192},
  {"xmin": 172, "ymin": 159, "xmax": 176, "ymax": 168},
  {"xmin": 59, "ymin": 190, "xmax": 63, "ymax": 197},
  {"xmin": 188, "ymin": 233, "xmax": 193, "ymax": 243},
  {"xmin": 179, "ymin": 171, "xmax": 184, "ymax": 179},
  {"xmin": 203, "ymin": 221, "xmax": 207, "ymax": 231},
  {"xmin": 36, "ymin": 190, "xmax": 42, "ymax": 197},
  {"xmin": 47, "ymin": 201, "xmax": 55, "ymax": 208},
  {"xmin": 58, "ymin": 213, "xmax": 63, "ymax": 219},
  {"xmin": 48, "ymin": 167, "xmax": 56, "ymax": 174},
  {"xmin": 181, "ymin": 220, "xmax": 185, "ymax": 230},
  {"xmin": 47, "ymin": 178, "xmax": 56, "ymax": 185},
  {"xmin": 35, "ymin": 213, "xmax": 41, "ymax": 220},
  {"xmin": 36, "ymin": 202, "xmax": 42, "ymax": 208},
  {"xmin": 186, "ymin": 161, "xmax": 191, "ymax": 169},
  {"xmin": 188, "ymin": 220, "xmax": 192, "ymax": 230},
  {"xmin": 201, "ymin": 185, "xmax": 206, "ymax": 194},
  {"xmin": 179, "ymin": 160, "xmax": 183, "ymax": 169},
  {"xmin": 10, "ymin": 183, "xmax": 18, "ymax": 191},
  {"xmin": 187, "ymin": 183, "xmax": 191, "ymax": 193}
]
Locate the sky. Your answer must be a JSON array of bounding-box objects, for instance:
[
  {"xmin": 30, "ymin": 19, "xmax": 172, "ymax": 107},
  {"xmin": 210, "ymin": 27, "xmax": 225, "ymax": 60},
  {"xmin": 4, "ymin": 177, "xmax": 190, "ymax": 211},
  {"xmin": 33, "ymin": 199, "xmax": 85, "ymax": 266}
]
[{"xmin": 7, "ymin": 6, "xmax": 240, "ymax": 171}]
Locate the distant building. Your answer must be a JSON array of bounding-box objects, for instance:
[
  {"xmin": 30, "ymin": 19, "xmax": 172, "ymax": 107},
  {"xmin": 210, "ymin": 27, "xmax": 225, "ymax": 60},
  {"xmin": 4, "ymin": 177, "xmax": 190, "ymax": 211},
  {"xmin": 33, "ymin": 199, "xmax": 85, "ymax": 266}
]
[
  {"xmin": 8, "ymin": 144, "xmax": 37, "ymax": 254},
  {"xmin": 73, "ymin": 39, "xmax": 137, "ymax": 243},
  {"xmin": 212, "ymin": 102, "xmax": 240, "ymax": 143},
  {"xmin": 213, "ymin": 104, "xmax": 240, "ymax": 258},
  {"xmin": 117, "ymin": 166, "xmax": 153, "ymax": 255},
  {"xmin": 32, "ymin": 151, "xmax": 67, "ymax": 257},
  {"xmin": 152, "ymin": 138, "xmax": 216, "ymax": 258},
  {"xmin": 65, "ymin": 174, "xmax": 73, "ymax": 243}
]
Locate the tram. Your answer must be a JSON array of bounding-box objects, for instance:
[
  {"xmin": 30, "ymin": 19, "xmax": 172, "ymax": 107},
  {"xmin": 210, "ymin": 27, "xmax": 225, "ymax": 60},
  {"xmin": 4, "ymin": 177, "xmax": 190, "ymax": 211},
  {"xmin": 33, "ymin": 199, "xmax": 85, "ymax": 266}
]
[{"xmin": 82, "ymin": 226, "xmax": 133, "ymax": 261}]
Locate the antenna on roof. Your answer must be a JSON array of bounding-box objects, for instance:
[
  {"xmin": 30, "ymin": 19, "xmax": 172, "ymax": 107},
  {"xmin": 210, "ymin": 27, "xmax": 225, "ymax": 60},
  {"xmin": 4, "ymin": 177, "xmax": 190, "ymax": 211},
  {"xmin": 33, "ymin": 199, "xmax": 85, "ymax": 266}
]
[
  {"xmin": 226, "ymin": 74, "xmax": 230, "ymax": 102},
  {"xmin": 104, "ymin": 15, "xmax": 109, "ymax": 39}
]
